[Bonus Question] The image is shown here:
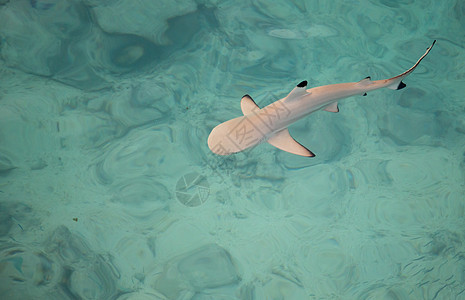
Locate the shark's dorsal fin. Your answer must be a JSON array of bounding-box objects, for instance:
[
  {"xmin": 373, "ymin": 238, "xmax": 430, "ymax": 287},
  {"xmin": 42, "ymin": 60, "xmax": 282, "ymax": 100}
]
[
  {"xmin": 357, "ymin": 76, "xmax": 372, "ymax": 87},
  {"xmin": 267, "ymin": 128, "xmax": 315, "ymax": 157},
  {"xmin": 284, "ymin": 81, "xmax": 311, "ymax": 102},
  {"xmin": 324, "ymin": 102, "xmax": 339, "ymax": 113},
  {"xmin": 241, "ymin": 94, "xmax": 260, "ymax": 115}
]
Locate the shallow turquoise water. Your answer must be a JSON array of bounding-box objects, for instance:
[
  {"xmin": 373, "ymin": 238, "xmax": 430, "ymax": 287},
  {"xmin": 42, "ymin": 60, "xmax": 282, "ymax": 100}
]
[{"xmin": 0, "ymin": 0, "xmax": 464, "ymax": 299}]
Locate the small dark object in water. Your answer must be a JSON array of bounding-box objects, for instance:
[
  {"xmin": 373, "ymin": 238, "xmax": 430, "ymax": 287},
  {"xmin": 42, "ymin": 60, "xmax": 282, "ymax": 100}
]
[{"xmin": 30, "ymin": 0, "xmax": 56, "ymax": 10}]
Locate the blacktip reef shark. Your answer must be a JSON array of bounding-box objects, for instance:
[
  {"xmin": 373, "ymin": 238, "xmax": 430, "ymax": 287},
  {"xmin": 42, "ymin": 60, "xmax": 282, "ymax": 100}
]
[{"xmin": 208, "ymin": 40, "xmax": 436, "ymax": 157}]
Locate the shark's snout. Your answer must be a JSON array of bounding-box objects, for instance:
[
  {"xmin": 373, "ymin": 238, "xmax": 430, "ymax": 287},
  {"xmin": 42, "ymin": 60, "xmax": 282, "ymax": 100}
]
[{"xmin": 208, "ymin": 116, "xmax": 266, "ymax": 155}]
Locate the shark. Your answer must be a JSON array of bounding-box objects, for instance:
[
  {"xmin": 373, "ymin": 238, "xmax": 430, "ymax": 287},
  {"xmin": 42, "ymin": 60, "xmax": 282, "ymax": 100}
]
[{"xmin": 208, "ymin": 40, "xmax": 436, "ymax": 157}]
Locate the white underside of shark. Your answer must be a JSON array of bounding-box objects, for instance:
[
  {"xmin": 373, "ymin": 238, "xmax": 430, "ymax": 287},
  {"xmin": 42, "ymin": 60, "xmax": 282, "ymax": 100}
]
[{"xmin": 208, "ymin": 41, "xmax": 436, "ymax": 157}]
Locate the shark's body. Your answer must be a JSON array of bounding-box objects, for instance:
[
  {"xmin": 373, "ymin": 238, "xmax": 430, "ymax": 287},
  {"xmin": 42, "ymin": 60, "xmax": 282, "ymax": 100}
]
[{"xmin": 208, "ymin": 41, "xmax": 436, "ymax": 157}]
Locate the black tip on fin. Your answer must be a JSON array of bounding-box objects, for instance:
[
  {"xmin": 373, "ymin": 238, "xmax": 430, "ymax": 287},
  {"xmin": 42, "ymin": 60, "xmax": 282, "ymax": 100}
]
[
  {"xmin": 429, "ymin": 40, "xmax": 436, "ymax": 49},
  {"xmin": 397, "ymin": 81, "xmax": 406, "ymax": 90},
  {"xmin": 365, "ymin": 76, "xmax": 371, "ymax": 80},
  {"xmin": 304, "ymin": 147, "xmax": 315, "ymax": 157},
  {"xmin": 297, "ymin": 81, "xmax": 307, "ymax": 88},
  {"xmin": 363, "ymin": 93, "xmax": 367, "ymax": 96}
]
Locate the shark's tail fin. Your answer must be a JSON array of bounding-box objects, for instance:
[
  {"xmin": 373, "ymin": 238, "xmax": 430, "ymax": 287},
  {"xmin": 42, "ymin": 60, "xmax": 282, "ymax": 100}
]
[{"xmin": 385, "ymin": 40, "xmax": 436, "ymax": 90}]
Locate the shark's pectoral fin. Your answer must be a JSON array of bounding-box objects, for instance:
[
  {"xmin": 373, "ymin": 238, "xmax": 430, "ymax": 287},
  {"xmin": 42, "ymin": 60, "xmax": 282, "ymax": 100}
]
[
  {"xmin": 284, "ymin": 81, "xmax": 311, "ymax": 102},
  {"xmin": 241, "ymin": 94, "xmax": 260, "ymax": 115},
  {"xmin": 324, "ymin": 102, "xmax": 339, "ymax": 113},
  {"xmin": 267, "ymin": 129, "xmax": 315, "ymax": 157}
]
